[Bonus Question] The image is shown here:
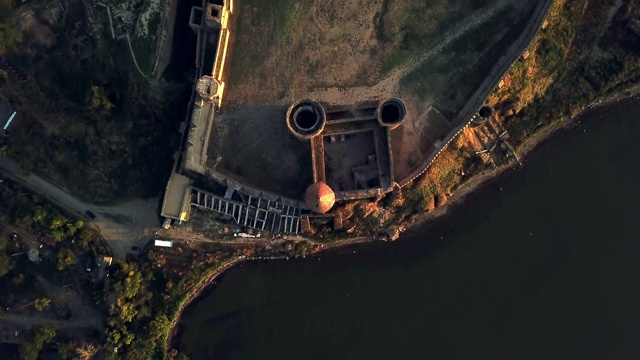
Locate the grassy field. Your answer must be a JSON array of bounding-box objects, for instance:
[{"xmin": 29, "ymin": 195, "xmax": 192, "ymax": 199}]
[
  {"xmin": 375, "ymin": 0, "xmax": 492, "ymax": 73},
  {"xmin": 400, "ymin": 3, "xmax": 534, "ymax": 115},
  {"xmin": 223, "ymin": 0, "xmax": 521, "ymax": 105}
]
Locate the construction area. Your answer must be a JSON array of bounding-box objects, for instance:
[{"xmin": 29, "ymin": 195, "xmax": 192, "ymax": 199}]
[{"xmin": 161, "ymin": 0, "xmax": 555, "ymax": 237}]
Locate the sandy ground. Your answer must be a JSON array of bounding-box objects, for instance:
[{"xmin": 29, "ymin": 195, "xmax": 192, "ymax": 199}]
[{"xmin": 0, "ymin": 158, "xmax": 160, "ymax": 259}]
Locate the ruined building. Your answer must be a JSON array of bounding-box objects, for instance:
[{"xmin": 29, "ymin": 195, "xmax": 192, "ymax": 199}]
[{"xmin": 287, "ymin": 98, "xmax": 407, "ymax": 213}]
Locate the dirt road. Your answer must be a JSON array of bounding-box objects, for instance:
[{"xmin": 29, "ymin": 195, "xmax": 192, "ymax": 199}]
[{"xmin": 0, "ymin": 158, "xmax": 160, "ymax": 259}]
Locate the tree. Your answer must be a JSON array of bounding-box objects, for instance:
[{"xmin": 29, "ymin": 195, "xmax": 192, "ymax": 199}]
[
  {"xmin": 148, "ymin": 314, "xmax": 170, "ymax": 345},
  {"xmin": 0, "ymin": 18, "xmax": 21, "ymax": 54},
  {"xmin": 112, "ymin": 262, "xmax": 143, "ymax": 299},
  {"xmin": 34, "ymin": 297, "xmax": 51, "ymax": 311},
  {"xmin": 66, "ymin": 219, "xmax": 84, "ymax": 236},
  {"xmin": 49, "ymin": 215, "xmax": 66, "ymax": 230},
  {"xmin": 0, "ymin": 251, "xmax": 13, "ymax": 277},
  {"xmin": 51, "ymin": 229, "xmax": 65, "ymax": 242},
  {"xmin": 57, "ymin": 340, "xmax": 76, "ymax": 360},
  {"xmin": 0, "ymin": 237, "xmax": 13, "ymax": 276},
  {"xmin": 14, "ymin": 214, "xmax": 33, "ymax": 228},
  {"xmin": 88, "ymin": 86, "xmax": 114, "ymax": 112},
  {"xmin": 78, "ymin": 229, "xmax": 98, "ymax": 250},
  {"xmin": 111, "ymin": 298, "xmax": 138, "ymax": 323},
  {"xmin": 166, "ymin": 349, "xmax": 190, "ymax": 360},
  {"xmin": 106, "ymin": 328, "xmax": 121, "ymax": 347},
  {"xmin": 75, "ymin": 342, "xmax": 100, "ymax": 360},
  {"xmin": 106, "ymin": 326, "xmax": 134, "ymax": 348},
  {"xmin": 33, "ymin": 207, "xmax": 48, "ymax": 224},
  {"xmin": 20, "ymin": 324, "xmax": 56, "ymax": 360},
  {"xmin": 17, "ymin": 158, "xmax": 33, "ymax": 176},
  {"xmin": 57, "ymin": 248, "xmax": 75, "ymax": 270},
  {"xmin": 0, "ymin": 0, "xmax": 13, "ymax": 21}
]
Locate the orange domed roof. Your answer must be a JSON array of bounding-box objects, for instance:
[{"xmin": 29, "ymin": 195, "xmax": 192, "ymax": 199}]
[{"xmin": 304, "ymin": 182, "xmax": 335, "ymax": 214}]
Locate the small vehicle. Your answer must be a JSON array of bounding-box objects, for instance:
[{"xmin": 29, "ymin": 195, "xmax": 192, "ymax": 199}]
[
  {"xmin": 86, "ymin": 210, "xmax": 96, "ymax": 219},
  {"xmin": 131, "ymin": 246, "xmax": 141, "ymax": 252}
]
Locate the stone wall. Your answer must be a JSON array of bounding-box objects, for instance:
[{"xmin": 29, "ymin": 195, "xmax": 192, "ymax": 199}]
[{"xmin": 397, "ymin": 0, "xmax": 555, "ymax": 187}]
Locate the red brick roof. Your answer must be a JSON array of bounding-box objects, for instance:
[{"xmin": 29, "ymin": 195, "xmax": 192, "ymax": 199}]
[
  {"xmin": 41, "ymin": 235, "xmax": 56, "ymax": 246},
  {"xmin": 305, "ymin": 182, "xmax": 335, "ymax": 214}
]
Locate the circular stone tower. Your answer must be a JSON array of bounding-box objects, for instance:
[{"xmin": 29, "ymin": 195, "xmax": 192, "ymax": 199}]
[
  {"xmin": 470, "ymin": 105, "xmax": 493, "ymax": 127},
  {"xmin": 376, "ymin": 98, "xmax": 407, "ymax": 130},
  {"xmin": 286, "ymin": 100, "xmax": 327, "ymax": 140},
  {"xmin": 196, "ymin": 76, "xmax": 220, "ymax": 101},
  {"xmin": 304, "ymin": 182, "xmax": 335, "ymax": 214}
]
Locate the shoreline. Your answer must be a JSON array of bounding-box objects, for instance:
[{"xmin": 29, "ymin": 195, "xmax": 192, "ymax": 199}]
[
  {"xmin": 165, "ymin": 235, "xmax": 372, "ymax": 350},
  {"xmin": 408, "ymin": 85, "xmax": 640, "ymax": 228},
  {"xmin": 166, "ymin": 87, "xmax": 640, "ymax": 353}
]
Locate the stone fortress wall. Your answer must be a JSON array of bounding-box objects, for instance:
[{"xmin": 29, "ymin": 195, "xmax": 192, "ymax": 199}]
[
  {"xmin": 164, "ymin": 0, "xmax": 305, "ymax": 229},
  {"xmin": 397, "ymin": 0, "xmax": 555, "ymax": 186},
  {"xmin": 164, "ymin": 0, "xmax": 556, "ymax": 228}
]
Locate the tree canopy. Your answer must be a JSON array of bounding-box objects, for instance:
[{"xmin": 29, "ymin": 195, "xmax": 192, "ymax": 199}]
[
  {"xmin": 0, "ymin": 236, "xmax": 14, "ymax": 277},
  {"xmin": 34, "ymin": 297, "xmax": 51, "ymax": 311},
  {"xmin": 57, "ymin": 248, "xmax": 75, "ymax": 270},
  {"xmin": 20, "ymin": 324, "xmax": 56, "ymax": 360},
  {"xmin": 0, "ymin": 0, "xmax": 21, "ymax": 54}
]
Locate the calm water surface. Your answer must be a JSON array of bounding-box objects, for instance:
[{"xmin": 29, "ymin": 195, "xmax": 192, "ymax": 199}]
[{"xmin": 180, "ymin": 97, "xmax": 640, "ymax": 359}]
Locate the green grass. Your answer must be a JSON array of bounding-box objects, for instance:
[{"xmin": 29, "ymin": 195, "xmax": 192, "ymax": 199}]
[
  {"xmin": 535, "ymin": 37, "xmax": 564, "ymax": 76},
  {"xmin": 400, "ymin": 5, "xmax": 528, "ymax": 113},
  {"xmin": 130, "ymin": 36, "xmax": 154, "ymax": 75},
  {"xmin": 227, "ymin": 0, "xmax": 310, "ymax": 87},
  {"xmin": 377, "ymin": 0, "xmax": 492, "ymax": 74}
]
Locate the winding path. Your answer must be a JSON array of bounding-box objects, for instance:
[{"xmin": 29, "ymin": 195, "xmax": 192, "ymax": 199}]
[{"xmin": 0, "ymin": 158, "xmax": 159, "ymax": 259}]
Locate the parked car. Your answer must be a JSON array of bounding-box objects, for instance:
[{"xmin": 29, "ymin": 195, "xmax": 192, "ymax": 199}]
[
  {"xmin": 131, "ymin": 246, "xmax": 141, "ymax": 252},
  {"xmin": 86, "ymin": 210, "xmax": 96, "ymax": 219}
]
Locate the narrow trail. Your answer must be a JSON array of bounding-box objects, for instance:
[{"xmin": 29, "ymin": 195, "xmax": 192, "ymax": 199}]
[
  {"xmin": 126, "ymin": 34, "xmax": 152, "ymax": 82},
  {"xmin": 300, "ymin": 0, "xmax": 512, "ymax": 106},
  {"xmin": 0, "ymin": 314, "xmax": 100, "ymax": 331},
  {"xmin": 390, "ymin": 0, "xmax": 511, "ymax": 82}
]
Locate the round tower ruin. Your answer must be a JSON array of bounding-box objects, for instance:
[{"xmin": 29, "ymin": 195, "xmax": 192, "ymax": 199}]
[
  {"xmin": 196, "ymin": 76, "xmax": 220, "ymax": 101},
  {"xmin": 286, "ymin": 100, "xmax": 326, "ymax": 140},
  {"xmin": 470, "ymin": 105, "xmax": 493, "ymax": 127},
  {"xmin": 376, "ymin": 98, "xmax": 406, "ymax": 130}
]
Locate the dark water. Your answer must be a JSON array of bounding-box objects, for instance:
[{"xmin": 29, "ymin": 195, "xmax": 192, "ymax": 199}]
[{"xmin": 179, "ymin": 96, "xmax": 640, "ymax": 360}]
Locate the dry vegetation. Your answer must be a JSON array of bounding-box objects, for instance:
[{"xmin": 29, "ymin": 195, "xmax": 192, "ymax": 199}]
[
  {"xmin": 400, "ymin": 0, "xmax": 537, "ymax": 115},
  {"xmin": 222, "ymin": 0, "xmax": 513, "ymax": 106},
  {"xmin": 369, "ymin": 0, "xmax": 640, "ymax": 230}
]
